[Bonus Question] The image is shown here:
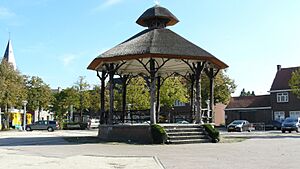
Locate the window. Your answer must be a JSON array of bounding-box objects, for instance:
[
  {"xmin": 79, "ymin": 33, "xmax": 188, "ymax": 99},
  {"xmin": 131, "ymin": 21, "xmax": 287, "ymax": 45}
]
[
  {"xmin": 274, "ymin": 111, "xmax": 285, "ymax": 121},
  {"xmin": 174, "ymin": 100, "xmax": 185, "ymax": 107},
  {"xmin": 289, "ymin": 111, "xmax": 300, "ymax": 118},
  {"xmin": 276, "ymin": 92, "xmax": 288, "ymax": 103}
]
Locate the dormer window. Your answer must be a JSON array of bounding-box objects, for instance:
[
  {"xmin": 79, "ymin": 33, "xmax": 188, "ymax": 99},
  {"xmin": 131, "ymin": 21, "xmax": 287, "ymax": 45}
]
[{"xmin": 277, "ymin": 92, "xmax": 288, "ymax": 103}]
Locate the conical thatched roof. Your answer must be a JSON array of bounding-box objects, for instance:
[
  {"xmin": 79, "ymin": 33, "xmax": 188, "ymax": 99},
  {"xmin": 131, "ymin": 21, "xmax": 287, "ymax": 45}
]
[
  {"xmin": 136, "ymin": 5, "xmax": 179, "ymax": 27},
  {"xmin": 87, "ymin": 5, "xmax": 228, "ymax": 75}
]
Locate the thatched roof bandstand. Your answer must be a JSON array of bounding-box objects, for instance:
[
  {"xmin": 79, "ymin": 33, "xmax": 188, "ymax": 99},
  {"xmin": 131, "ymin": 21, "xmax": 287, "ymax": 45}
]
[{"xmin": 88, "ymin": 5, "xmax": 228, "ymax": 125}]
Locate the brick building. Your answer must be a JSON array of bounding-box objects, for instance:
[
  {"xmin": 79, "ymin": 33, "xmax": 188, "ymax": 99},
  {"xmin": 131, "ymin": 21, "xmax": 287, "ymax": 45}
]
[{"xmin": 225, "ymin": 65, "xmax": 300, "ymax": 125}]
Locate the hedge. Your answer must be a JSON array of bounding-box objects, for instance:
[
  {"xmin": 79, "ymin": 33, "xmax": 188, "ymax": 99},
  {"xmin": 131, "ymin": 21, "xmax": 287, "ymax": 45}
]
[
  {"xmin": 203, "ymin": 124, "xmax": 220, "ymax": 143},
  {"xmin": 150, "ymin": 124, "xmax": 167, "ymax": 144}
]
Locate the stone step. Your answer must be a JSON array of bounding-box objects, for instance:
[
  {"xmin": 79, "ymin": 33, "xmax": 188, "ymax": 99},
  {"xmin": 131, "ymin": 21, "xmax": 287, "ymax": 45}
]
[
  {"xmin": 165, "ymin": 128, "xmax": 204, "ymax": 133},
  {"xmin": 161, "ymin": 124, "xmax": 210, "ymax": 144},
  {"xmin": 167, "ymin": 138, "xmax": 210, "ymax": 144},
  {"xmin": 168, "ymin": 131, "xmax": 206, "ymax": 136},
  {"xmin": 161, "ymin": 124, "xmax": 202, "ymax": 129},
  {"xmin": 168, "ymin": 135, "xmax": 207, "ymax": 140}
]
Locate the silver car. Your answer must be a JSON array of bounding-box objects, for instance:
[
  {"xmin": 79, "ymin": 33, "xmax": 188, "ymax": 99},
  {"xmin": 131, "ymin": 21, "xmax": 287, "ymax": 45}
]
[{"xmin": 26, "ymin": 120, "xmax": 58, "ymax": 132}]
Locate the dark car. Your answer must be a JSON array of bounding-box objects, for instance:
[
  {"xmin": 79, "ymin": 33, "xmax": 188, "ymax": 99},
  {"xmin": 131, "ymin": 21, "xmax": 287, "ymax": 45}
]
[
  {"xmin": 281, "ymin": 117, "xmax": 300, "ymax": 133},
  {"xmin": 26, "ymin": 120, "xmax": 58, "ymax": 132},
  {"xmin": 265, "ymin": 120, "xmax": 282, "ymax": 130},
  {"xmin": 227, "ymin": 120, "xmax": 253, "ymax": 132}
]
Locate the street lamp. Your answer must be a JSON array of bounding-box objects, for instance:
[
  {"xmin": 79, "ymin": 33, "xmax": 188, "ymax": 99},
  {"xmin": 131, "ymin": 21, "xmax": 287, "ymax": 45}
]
[{"xmin": 22, "ymin": 100, "xmax": 28, "ymax": 131}]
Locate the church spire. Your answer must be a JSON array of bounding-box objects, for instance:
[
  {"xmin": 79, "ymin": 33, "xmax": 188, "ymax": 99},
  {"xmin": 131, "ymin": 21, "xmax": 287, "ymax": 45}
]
[{"xmin": 2, "ymin": 39, "xmax": 17, "ymax": 70}]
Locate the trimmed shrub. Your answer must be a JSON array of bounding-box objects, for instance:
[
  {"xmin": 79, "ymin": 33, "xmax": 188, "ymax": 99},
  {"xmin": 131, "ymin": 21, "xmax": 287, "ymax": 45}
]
[
  {"xmin": 203, "ymin": 124, "xmax": 220, "ymax": 143},
  {"xmin": 151, "ymin": 124, "xmax": 167, "ymax": 144}
]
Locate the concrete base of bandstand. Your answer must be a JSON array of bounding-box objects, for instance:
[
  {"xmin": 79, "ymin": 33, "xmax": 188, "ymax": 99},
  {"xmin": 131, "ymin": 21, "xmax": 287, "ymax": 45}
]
[{"xmin": 98, "ymin": 124, "xmax": 152, "ymax": 144}]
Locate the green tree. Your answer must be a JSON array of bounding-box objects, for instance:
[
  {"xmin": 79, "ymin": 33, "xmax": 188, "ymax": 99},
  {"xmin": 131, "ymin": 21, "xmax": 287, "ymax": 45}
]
[
  {"xmin": 88, "ymin": 85, "xmax": 108, "ymax": 116},
  {"xmin": 73, "ymin": 76, "xmax": 91, "ymax": 121},
  {"xmin": 126, "ymin": 77, "xmax": 150, "ymax": 110},
  {"xmin": 25, "ymin": 76, "xmax": 53, "ymax": 120},
  {"xmin": 201, "ymin": 70, "xmax": 236, "ymax": 105},
  {"xmin": 289, "ymin": 68, "xmax": 300, "ymax": 97},
  {"xmin": 240, "ymin": 88, "xmax": 255, "ymax": 96},
  {"xmin": 51, "ymin": 87, "xmax": 79, "ymax": 124},
  {"xmin": 160, "ymin": 76, "xmax": 188, "ymax": 108},
  {"xmin": 0, "ymin": 61, "xmax": 27, "ymax": 128},
  {"xmin": 89, "ymin": 85, "xmax": 100, "ymax": 114}
]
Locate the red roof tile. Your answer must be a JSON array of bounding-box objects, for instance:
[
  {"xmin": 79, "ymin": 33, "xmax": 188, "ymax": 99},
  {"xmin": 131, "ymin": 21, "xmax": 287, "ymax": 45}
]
[
  {"xmin": 226, "ymin": 95, "xmax": 270, "ymax": 109},
  {"xmin": 270, "ymin": 67, "xmax": 300, "ymax": 91}
]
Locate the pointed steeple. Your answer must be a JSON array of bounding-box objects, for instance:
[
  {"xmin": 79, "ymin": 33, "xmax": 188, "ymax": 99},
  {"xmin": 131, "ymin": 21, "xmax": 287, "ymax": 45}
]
[{"xmin": 2, "ymin": 39, "xmax": 17, "ymax": 70}]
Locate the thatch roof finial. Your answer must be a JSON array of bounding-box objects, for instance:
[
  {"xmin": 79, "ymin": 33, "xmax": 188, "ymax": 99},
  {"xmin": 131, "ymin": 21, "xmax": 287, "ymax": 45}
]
[{"xmin": 136, "ymin": 5, "xmax": 179, "ymax": 29}]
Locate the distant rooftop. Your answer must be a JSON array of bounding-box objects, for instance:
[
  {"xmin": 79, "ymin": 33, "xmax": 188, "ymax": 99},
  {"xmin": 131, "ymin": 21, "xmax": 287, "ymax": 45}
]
[
  {"xmin": 226, "ymin": 95, "xmax": 271, "ymax": 110},
  {"xmin": 270, "ymin": 65, "xmax": 300, "ymax": 91}
]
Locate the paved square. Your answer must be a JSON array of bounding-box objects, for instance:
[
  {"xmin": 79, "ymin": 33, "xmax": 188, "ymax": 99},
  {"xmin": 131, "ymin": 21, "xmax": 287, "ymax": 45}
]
[{"xmin": 1, "ymin": 130, "xmax": 300, "ymax": 169}]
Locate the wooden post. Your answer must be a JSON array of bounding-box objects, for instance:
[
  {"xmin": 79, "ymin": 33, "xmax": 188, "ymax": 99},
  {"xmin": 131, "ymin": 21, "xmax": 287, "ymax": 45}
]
[
  {"xmin": 189, "ymin": 74, "xmax": 195, "ymax": 123},
  {"xmin": 209, "ymin": 69, "xmax": 214, "ymax": 123},
  {"xmin": 97, "ymin": 71, "xmax": 107, "ymax": 124},
  {"xmin": 108, "ymin": 63, "xmax": 115, "ymax": 125},
  {"xmin": 205, "ymin": 67, "xmax": 219, "ymax": 123},
  {"xmin": 194, "ymin": 62, "xmax": 206, "ymax": 124},
  {"xmin": 150, "ymin": 59, "xmax": 157, "ymax": 124},
  {"xmin": 121, "ymin": 75, "xmax": 129, "ymax": 123},
  {"xmin": 156, "ymin": 76, "xmax": 161, "ymax": 122}
]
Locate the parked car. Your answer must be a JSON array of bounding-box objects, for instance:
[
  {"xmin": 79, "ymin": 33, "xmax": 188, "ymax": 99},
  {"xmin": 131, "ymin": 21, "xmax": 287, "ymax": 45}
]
[
  {"xmin": 281, "ymin": 117, "xmax": 300, "ymax": 133},
  {"xmin": 265, "ymin": 120, "xmax": 282, "ymax": 130},
  {"xmin": 26, "ymin": 120, "xmax": 58, "ymax": 132},
  {"xmin": 176, "ymin": 120, "xmax": 190, "ymax": 124},
  {"xmin": 227, "ymin": 120, "xmax": 253, "ymax": 132},
  {"xmin": 90, "ymin": 119, "xmax": 100, "ymax": 128}
]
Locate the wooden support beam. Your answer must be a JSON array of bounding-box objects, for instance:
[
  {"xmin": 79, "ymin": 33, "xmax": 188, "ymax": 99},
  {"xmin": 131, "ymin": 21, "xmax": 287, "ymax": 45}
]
[
  {"xmin": 189, "ymin": 73, "xmax": 195, "ymax": 123},
  {"xmin": 149, "ymin": 58, "xmax": 157, "ymax": 124},
  {"xmin": 194, "ymin": 62, "xmax": 206, "ymax": 123},
  {"xmin": 97, "ymin": 70, "xmax": 108, "ymax": 124},
  {"xmin": 205, "ymin": 67, "xmax": 220, "ymax": 123},
  {"xmin": 121, "ymin": 75, "xmax": 129, "ymax": 123}
]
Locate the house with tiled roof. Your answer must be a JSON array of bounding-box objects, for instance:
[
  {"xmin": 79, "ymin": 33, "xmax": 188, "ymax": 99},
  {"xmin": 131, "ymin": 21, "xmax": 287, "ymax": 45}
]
[
  {"xmin": 225, "ymin": 95, "xmax": 271, "ymax": 125},
  {"xmin": 225, "ymin": 65, "xmax": 300, "ymax": 125},
  {"xmin": 270, "ymin": 65, "xmax": 300, "ymax": 121}
]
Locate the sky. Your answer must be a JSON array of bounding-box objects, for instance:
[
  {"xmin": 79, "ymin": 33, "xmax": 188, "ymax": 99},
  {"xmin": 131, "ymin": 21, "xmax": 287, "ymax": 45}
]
[{"xmin": 0, "ymin": 0, "xmax": 300, "ymax": 96}]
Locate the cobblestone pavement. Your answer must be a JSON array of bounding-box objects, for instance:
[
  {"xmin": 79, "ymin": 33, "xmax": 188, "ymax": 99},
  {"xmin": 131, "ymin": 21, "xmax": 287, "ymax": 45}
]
[{"xmin": 1, "ymin": 130, "xmax": 300, "ymax": 169}]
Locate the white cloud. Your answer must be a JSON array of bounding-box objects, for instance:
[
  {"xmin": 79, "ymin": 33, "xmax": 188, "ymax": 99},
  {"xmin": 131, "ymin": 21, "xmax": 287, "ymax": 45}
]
[
  {"xmin": 0, "ymin": 7, "xmax": 15, "ymax": 19},
  {"xmin": 102, "ymin": 0, "xmax": 122, "ymax": 7},
  {"xmin": 62, "ymin": 54, "xmax": 76, "ymax": 66},
  {"xmin": 92, "ymin": 0, "xmax": 123, "ymax": 13}
]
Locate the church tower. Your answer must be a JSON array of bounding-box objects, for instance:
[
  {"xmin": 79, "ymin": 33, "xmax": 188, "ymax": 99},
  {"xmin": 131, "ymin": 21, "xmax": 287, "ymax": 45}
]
[{"xmin": 2, "ymin": 39, "xmax": 17, "ymax": 70}]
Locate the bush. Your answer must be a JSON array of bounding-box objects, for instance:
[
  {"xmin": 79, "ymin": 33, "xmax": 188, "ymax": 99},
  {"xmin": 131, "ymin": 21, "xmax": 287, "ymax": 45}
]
[
  {"xmin": 62, "ymin": 122, "xmax": 87, "ymax": 130},
  {"xmin": 151, "ymin": 124, "xmax": 167, "ymax": 144},
  {"xmin": 203, "ymin": 124, "xmax": 220, "ymax": 143}
]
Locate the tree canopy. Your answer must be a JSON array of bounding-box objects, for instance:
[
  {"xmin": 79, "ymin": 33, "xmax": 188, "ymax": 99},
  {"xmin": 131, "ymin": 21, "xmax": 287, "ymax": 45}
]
[
  {"xmin": 25, "ymin": 76, "xmax": 53, "ymax": 114},
  {"xmin": 240, "ymin": 88, "xmax": 255, "ymax": 97},
  {"xmin": 289, "ymin": 68, "xmax": 300, "ymax": 97},
  {"xmin": 160, "ymin": 76, "xmax": 188, "ymax": 108},
  {"xmin": 0, "ymin": 61, "xmax": 26, "ymax": 110},
  {"xmin": 201, "ymin": 70, "xmax": 236, "ymax": 105}
]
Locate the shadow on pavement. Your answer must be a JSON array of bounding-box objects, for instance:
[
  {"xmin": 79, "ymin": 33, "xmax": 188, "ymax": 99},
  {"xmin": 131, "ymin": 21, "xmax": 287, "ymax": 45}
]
[{"xmin": 0, "ymin": 136, "xmax": 104, "ymax": 147}]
